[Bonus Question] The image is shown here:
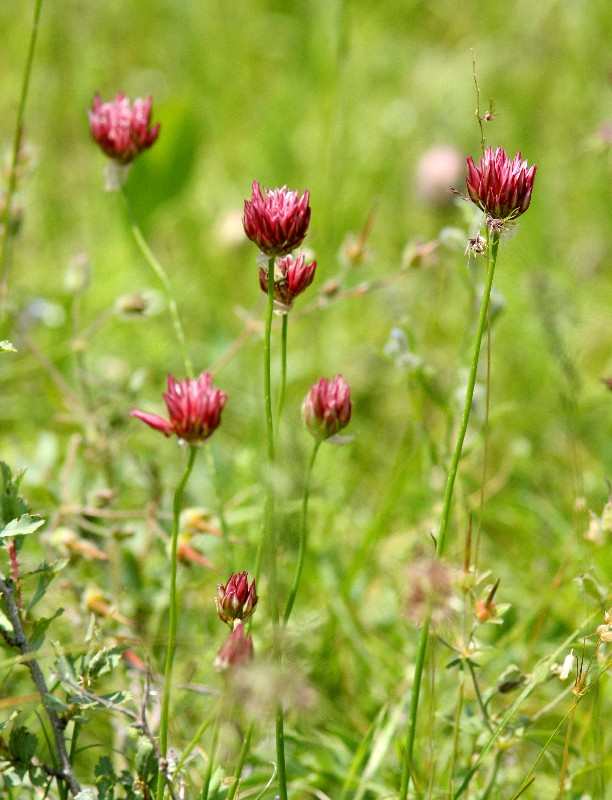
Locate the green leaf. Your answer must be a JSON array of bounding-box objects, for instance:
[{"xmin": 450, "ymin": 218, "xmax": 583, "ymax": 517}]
[
  {"xmin": 30, "ymin": 608, "xmax": 64, "ymax": 651},
  {"xmin": 0, "ymin": 340, "xmax": 16, "ymax": 353},
  {"xmin": 0, "ymin": 462, "xmax": 30, "ymax": 527},
  {"xmin": 25, "ymin": 559, "xmax": 68, "ymax": 610},
  {"xmin": 0, "ymin": 513, "xmax": 44, "ymax": 538},
  {"xmin": 8, "ymin": 725, "xmax": 38, "ymax": 765}
]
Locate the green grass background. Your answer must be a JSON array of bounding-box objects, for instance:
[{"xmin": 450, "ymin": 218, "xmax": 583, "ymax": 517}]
[{"xmin": 1, "ymin": 0, "xmax": 611, "ymax": 797}]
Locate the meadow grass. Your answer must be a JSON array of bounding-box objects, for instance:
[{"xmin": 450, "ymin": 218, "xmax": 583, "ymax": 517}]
[{"xmin": 0, "ymin": 1, "xmax": 611, "ymax": 798}]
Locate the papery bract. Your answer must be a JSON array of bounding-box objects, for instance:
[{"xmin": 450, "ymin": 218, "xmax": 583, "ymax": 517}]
[
  {"xmin": 88, "ymin": 92, "xmax": 160, "ymax": 164},
  {"xmin": 259, "ymin": 253, "xmax": 317, "ymax": 313},
  {"xmin": 302, "ymin": 375, "xmax": 352, "ymax": 441},
  {"xmin": 466, "ymin": 146, "xmax": 536, "ymax": 220},
  {"xmin": 131, "ymin": 372, "xmax": 227, "ymax": 445},
  {"xmin": 243, "ymin": 180, "xmax": 311, "ymax": 257},
  {"xmin": 216, "ymin": 571, "xmax": 258, "ymax": 627}
]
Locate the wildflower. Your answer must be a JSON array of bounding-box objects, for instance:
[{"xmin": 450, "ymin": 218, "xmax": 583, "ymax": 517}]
[
  {"xmin": 216, "ymin": 572, "xmax": 258, "ymax": 627},
  {"xmin": 302, "ymin": 375, "xmax": 352, "ymax": 441},
  {"xmin": 131, "ymin": 372, "xmax": 227, "ymax": 445},
  {"xmin": 243, "ymin": 180, "xmax": 311, "ymax": 257},
  {"xmin": 214, "ymin": 622, "xmax": 254, "ymax": 672},
  {"xmin": 259, "ymin": 253, "xmax": 317, "ymax": 313},
  {"xmin": 466, "ymin": 147, "xmax": 536, "ymax": 221},
  {"xmin": 88, "ymin": 92, "xmax": 160, "ymax": 164},
  {"xmin": 415, "ymin": 145, "xmax": 464, "ymax": 207}
]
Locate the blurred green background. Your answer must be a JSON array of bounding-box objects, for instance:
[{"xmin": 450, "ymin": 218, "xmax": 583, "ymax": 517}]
[{"xmin": 1, "ymin": 0, "xmax": 611, "ymax": 795}]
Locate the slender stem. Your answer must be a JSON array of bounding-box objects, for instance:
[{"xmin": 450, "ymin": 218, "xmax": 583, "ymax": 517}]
[
  {"xmin": 262, "ymin": 256, "xmax": 288, "ymax": 800},
  {"xmin": 0, "ymin": 0, "xmax": 44, "ymax": 301},
  {"xmin": 121, "ymin": 189, "xmax": 194, "ymax": 378},
  {"xmin": 283, "ymin": 440, "xmax": 320, "ymax": 624},
  {"xmin": 174, "ymin": 709, "xmax": 214, "ymax": 777},
  {"xmin": 226, "ymin": 721, "xmax": 255, "ymax": 800},
  {"xmin": 200, "ymin": 709, "xmax": 221, "ymax": 800},
  {"xmin": 155, "ymin": 445, "xmax": 198, "ymax": 800},
  {"xmin": 399, "ymin": 232, "xmax": 500, "ymax": 800},
  {"xmin": 275, "ymin": 315, "xmax": 288, "ymax": 429}
]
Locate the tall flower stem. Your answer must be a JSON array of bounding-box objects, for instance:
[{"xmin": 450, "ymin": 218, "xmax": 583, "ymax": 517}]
[
  {"xmin": 121, "ymin": 188, "xmax": 194, "ymax": 379},
  {"xmin": 260, "ymin": 256, "xmax": 288, "ymax": 800},
  {"xmin": 283, "ymin": 439, "xmax": 320, "ymax": 624},
  {"xmin": 399, "ymin": 231, "xmax": 500, "ymax": 800},
  {"xmin": 155, "ymin": 445, "xmax": 198, "ymax": 800},
  {"xmin": 0, "ymin": 0, "xmax": 44, "ymax": 301},
  {"xmin": 275, "ymin": 315, "xmax": 288, "ymax": 429}
]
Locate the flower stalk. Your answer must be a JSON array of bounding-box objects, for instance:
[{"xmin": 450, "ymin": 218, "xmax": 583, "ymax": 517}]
[
  {"xmin": 399, "ymin": 231, "xmax": 500, "ymax": 800},
  {"xmin": 155, "ymin": 444, "xmax": 198, "ymax": 800}
]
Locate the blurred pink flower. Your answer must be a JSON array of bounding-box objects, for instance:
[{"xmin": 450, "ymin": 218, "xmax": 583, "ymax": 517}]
[
  {"xmin": 243, "ymin": 180, "xmax": 311, "ymax": 257},
  {"xmin": 302, "ymin": 375, "xmax": 352, "ymax": 441},
  {"xmin": 466, "ymin": 147, "xmax": 536, "ymax": 220},
  {"xmin": 259, "ymin": 253, "xmax": 317, "ymax": 313},
  {"xmin": 216, "ymin": 572, "xmax": 258, "ymax": 627},
  {"xmin": 88, "ymin": 92, "xmax": 160, "ymax": 164},
  {"xmin": 214, "ymin": 622, "xmax": 254, "ymax": 672},
  {"xmin": 131, "ymin": 372, "xmax": 227, "ymax": 445}
]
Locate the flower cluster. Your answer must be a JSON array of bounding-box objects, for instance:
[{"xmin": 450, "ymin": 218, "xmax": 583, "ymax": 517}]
[
  {"xmin": 88, "ymin": 93, "xmax": 160, "ymax": 164},
  {"xmin": 302, "ymin": 375, "xmax": 352, "ymax": 441},
  {"xmin": 243, "ymin": 180, "xmax": 311, "ymax": 257},
  {"xmin": 465, "ymin": 146, "xmax": 536, "ymax": 221},
  {"xmin": 131, "ymin": 372, "xmax": 227, "ymax": 445}
]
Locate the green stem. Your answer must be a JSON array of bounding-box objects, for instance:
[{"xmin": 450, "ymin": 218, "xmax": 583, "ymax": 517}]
[
  {"xmin": 174, "ymin": 708, "xmax": 214, "ymax": 777},
  {"xmin": 262, "ymin": 257, "xmax": 288, "ymax": 800},
  {"xmin": 399, "ymin": 232, "xmax": 500, "ymax": 800},
  {"xmin": 275, "ymin": 314, "xmax": 288, "ymax": 429},
  {"xmin": 200, "ymin": 709, "xmax": 221, "ymax": 800},
  {"xmin": 283, "ymin": 440, "xmax": 320, "ymax": 624},
  {"xmin": 155, "ymin": 445, "xmax": 198, "ymax": 800},
  {"xmin": 226, "ymin": 721, "xmax": 255, "ymax": 800},
  {"xmin": 121, "ymin": 188, "xmax": 194, "ymax": 378},
  {"xmin": 0, "ymin": 0, "xmax": 44, "ymax": 301}
]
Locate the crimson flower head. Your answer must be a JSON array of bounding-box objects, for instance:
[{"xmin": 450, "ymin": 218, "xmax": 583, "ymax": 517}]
[
  {"xmin": 243, "ymin": 180, "xmax": 311, "ymax": 257},
  {"xmin": 466, "ymin": 147, "xmax": 536, "ymax": 221},
  {"xmin": 88, "ymin": 92, "xmax": 160, "ymax": 164},
  {"xmin": 131, "ymin": 372, "xmax": 227, "ymax": 445},
  {"xmin": 302, "ymin": 375, "xmax": 352, "ymax": 441},
  {"xmin": 214, "ymin": 622, "xmax": 254, "ymax": 673},
  {"xmin": 259, "ymin": 253, "xmax": 317, "ymax": 313},
  {"xmin": 216, "ymin": 571, "xmax": 258, "ymax": 627}
]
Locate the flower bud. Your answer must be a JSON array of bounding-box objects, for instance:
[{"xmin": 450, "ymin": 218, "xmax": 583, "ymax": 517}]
[
  {"xmin": 301, "ymin": 375, "xmax": 352, "ymax": 441},
  {"xmin": 213, "ymin": 622, "xmax": 254, "ymax": 672},
  {"xmin": 88, "ymin": 92, "xmax": 160, "ymax": 165},
  {"xmin": 258, "ymin": 253, "xmax": 317, "ymax": 313},
  {"xmin": 215, "ymin": 572, "xmax": 258, "ymax": 627}
]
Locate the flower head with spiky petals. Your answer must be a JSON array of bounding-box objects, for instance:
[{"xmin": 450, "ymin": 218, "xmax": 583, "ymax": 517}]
[
  {"xmin": 243, "ymin": 180, "xmax": 311, "ymax": 257},
  {"xmin": 216, "ymin": 572, "xmax": 258, "ymax": 627},
  {"xmin": 466, "ymin": 147, "xmax": 536, "ymax": 221},
  {"xmin": 131, "ymin": 372, "xmax": 227, "ymax": 445},
  {"xmin": 88, "ymin": 92, "xmax": 160, "ymax": 164},
  {"xmin": 302, "ymin": 375, "xmax": 352, "ymax": 441}
]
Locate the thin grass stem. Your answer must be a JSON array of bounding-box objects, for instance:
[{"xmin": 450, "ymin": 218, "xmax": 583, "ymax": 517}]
[
  {"xmin": 226, "ymin": 720, "xmax": 254, "ymax": 800},
  {"xmin": 283, "ymin": 440, "xmax": 320, "ymax": 624},
  {"xmin": 121, "ymin": 188, "xmax": 194, "ymax": 378},
  {"xmin": 0, "ymin": 0, "xmax": 44, "ymax": 301}
]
